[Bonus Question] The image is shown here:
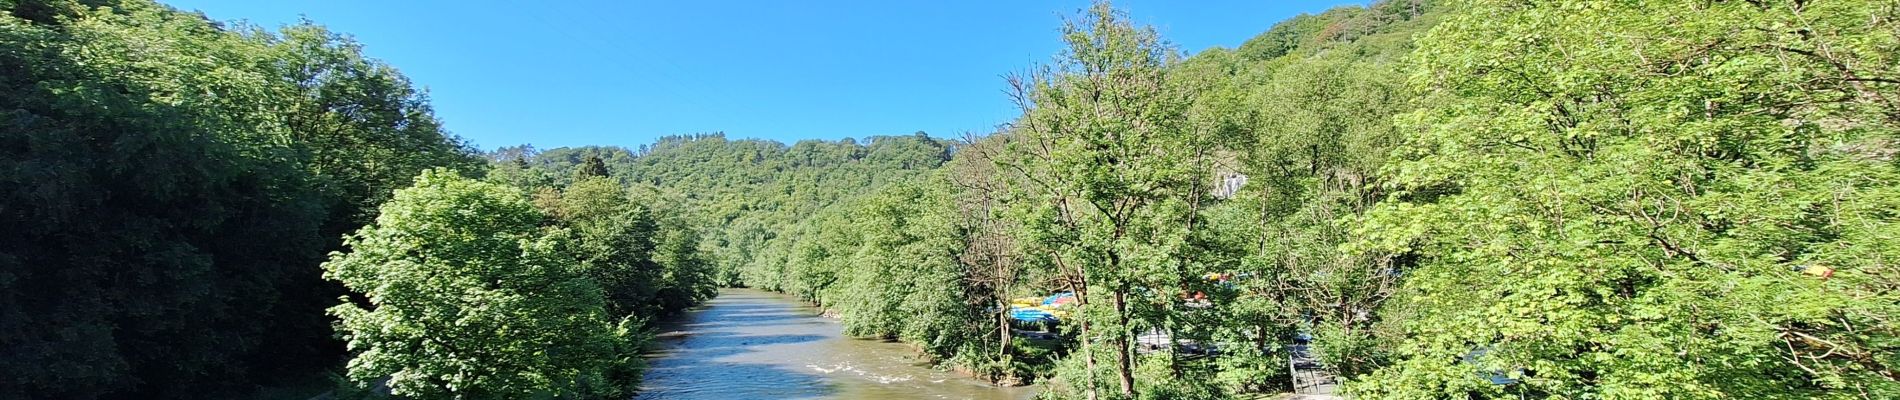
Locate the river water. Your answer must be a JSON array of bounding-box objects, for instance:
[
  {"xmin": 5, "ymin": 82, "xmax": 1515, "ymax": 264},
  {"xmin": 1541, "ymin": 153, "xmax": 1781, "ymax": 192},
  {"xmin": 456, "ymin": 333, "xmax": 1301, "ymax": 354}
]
[{"xmin": 636, "ymin": 288, "xmax": 1038, "ymax": 400}]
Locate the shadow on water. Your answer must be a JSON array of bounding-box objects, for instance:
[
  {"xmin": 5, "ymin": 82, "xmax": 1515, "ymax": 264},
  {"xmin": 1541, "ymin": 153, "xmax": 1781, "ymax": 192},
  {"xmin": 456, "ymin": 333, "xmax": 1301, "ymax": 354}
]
[{"xmin": 636, "ymin": 288, "xmax": 1036, "ymax": 400}]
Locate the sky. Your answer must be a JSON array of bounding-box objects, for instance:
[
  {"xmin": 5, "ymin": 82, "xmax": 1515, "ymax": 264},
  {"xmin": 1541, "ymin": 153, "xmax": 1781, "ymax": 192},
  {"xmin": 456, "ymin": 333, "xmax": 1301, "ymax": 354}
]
[{"xmin": 160, "ymin": 0, "xmax": 1364, "ymax": 150}]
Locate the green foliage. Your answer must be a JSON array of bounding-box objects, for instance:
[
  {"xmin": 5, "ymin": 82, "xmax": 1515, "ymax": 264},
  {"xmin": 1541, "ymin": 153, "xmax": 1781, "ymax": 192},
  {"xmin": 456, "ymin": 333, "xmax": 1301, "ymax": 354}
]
[
  {"xmin": 0, "ymin": 1, "xmax": 474, "ymax": 398},
  {"xmin": 1192, "ymin": 9, "xmax": 1429, "ymax": 389},
  {"xmin": 259, "ymin": 21, "xmax": 485, "ymax": 228},
  {"xmin": 23, "ymin": 0, "xmax": 1900, "ymax": 399},
  {"xmin": 821, "ymin": 175, "xmax": 988, "ymax": 360},
  {"xmin": 999, "ymin": 3, "xmax": 1212, "ymax": 397},
  {"xmin": 324, "ymin": 170, "xmax": 639, "ymax": 399},
  {"xmin": 546, "ymin": 177, "xmax": 664, "ymax": 317},
  {"xmin": 1350, "ymin": 1, "xmax": 1900, "ymax": 399},
  {"xmin": 647, "ymin": 206, "xmax": 718, "ymax": 313},
  {"xmin": 573, "ymin": 155, "xmax": 610, "ymax": 182},
  {"xmin": 1236, "ymin": 0, "xmax": 1436, "ymax": 62},
  {"xmin": 1132, "ymin": 356, "xmax": 1222, "ymax": 400},
  {"xmin": 485, "ymin": 132, "xmax": 954, "ymax": 291},
  {"xmin": 483, "ymin": 134, "xmax": 997, "ymax": 380},
  {"xmin": 658, "ymin": 1, "xmax": 1451, "ymax": 397},
  {"xmin": 534, "ymin": 176, "xmax": 717, "ymax": 318}
]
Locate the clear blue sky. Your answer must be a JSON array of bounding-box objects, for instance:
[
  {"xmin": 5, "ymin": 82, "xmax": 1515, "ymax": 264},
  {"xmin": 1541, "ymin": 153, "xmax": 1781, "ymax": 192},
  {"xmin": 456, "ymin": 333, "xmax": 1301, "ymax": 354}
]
[{"xmin": 161, "ymin": 0, "xmax": 1362, "ymax": 150}]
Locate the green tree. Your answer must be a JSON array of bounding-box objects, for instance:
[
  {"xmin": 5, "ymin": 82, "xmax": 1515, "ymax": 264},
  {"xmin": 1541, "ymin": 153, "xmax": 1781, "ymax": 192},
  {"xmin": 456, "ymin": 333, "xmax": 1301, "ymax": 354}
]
[
  {"xmin": 263, "ymin": 21, "xmax": 483, "ymax": 231},
  {"xmin": 1, "ymin": 2, "xmax": 329, "ymax": 397},
  {"xmin": 1353, "ymin": 1, "xmax": 1900, "ymax": 398},
  {"xmin": 946, "ymin": 134, "xmax": 1041, "ymax": 383},
  {"xmin": 324, "ymin": 170, "xmax": 637, "ymax": 399},
  {"xmin": 999, "ymin": 2, "xmax": 1209, "ymax": 397},
  {"xmin": 648, "ymin": 210, "xmax": 718, "ymax": 313},
  {"xmin": 574, "ymin": 155, "xmax": 611, "ymax": 181},
  {"xmin": 1195, "ymin": 30, "xmax": 1426, "ymax": 388},
  {"xmin": 546, "ymin": 176, "xmax": 667, "ymax": 317}
]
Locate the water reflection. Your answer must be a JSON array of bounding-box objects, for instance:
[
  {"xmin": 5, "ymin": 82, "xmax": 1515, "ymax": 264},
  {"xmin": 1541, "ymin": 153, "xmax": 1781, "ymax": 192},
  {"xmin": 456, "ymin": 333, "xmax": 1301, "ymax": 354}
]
[{"xmin": 637, "ymin": 289, "xmax": 1036, "ymax": 400}]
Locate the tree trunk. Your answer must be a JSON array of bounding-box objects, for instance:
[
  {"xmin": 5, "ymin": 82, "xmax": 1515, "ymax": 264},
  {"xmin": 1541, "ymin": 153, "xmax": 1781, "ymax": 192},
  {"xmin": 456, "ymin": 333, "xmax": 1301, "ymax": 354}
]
[
  {"xmin": 1114, "ymin": 288, "xmax": 1135, "ymax": 397},
  {"xmin": 998, "ymin": 297, "xmax": 1013, "ymax": 379},
  {"xmin": 1073, "ymin": 278, "xmax": 1099, "ymax": 400}
]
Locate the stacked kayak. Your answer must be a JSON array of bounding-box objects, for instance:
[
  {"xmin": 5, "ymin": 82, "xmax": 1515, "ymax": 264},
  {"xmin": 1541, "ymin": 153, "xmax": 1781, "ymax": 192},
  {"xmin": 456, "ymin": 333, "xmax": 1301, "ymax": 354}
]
[
  {"xmin": 1042, "ymin": 292, "xmax": 1077, "ymax": 307},
  {"xmin": 1010, "ymin": 307, "xmax": 1059, "ymax": 323},
  {"xmin": 1008, "ymin": 292, "xmax": 1076, "ymax": 323}
]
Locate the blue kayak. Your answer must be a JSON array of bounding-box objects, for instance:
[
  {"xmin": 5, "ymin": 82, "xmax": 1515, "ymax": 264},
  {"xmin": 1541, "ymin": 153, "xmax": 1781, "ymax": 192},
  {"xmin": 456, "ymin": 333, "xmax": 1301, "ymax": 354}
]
[{"xmin": 1009, "ymin": 307, "xmax": 1058, "ymax": 323}]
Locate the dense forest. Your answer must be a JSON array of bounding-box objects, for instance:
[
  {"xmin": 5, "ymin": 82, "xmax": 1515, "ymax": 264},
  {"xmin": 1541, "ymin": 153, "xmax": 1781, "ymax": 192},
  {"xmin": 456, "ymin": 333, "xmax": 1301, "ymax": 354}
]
[
  {"xmin": 0, "ymin": 0, "xmax": 713, "ymax": 398},
  {"xmin": 4, "ymin": 0, "xmax": 1899, "ymax": 399}
]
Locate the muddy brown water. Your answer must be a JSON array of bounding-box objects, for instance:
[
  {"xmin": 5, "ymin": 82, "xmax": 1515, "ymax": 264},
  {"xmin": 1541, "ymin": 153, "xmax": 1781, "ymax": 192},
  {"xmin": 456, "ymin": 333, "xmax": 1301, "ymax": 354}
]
[{"xmin": 635, "ymin": 288, "xmax": 1039, "ymax": 400}]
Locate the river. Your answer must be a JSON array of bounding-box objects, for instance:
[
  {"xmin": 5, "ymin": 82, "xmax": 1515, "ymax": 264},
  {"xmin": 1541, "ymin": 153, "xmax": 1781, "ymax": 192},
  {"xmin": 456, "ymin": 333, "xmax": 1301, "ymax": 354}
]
[{"xmin": 636, "ymin": 288, "xmax": 1039, "ymax": 400}]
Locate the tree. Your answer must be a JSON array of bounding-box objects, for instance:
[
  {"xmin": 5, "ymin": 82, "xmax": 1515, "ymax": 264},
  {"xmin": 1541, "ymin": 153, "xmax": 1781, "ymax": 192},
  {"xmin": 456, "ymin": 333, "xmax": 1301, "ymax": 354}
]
[
  {"xmin": 574, "ymin": 155, "xmax": 611, "ymax": 181},
  {"xmin": 949, "ymin": 133, "xmax": 1038, "ymax": 383},
  {"xmin": 1198, "ymin": 36, "xmax": 1421, "ymax": 386},
  {"xmin": 1000, "ymin": 2, "xmax": 1208, "ymax": 397},
  {"xmin": 1352, "ymin": 1, "xmax": 1900, "ymax": 398},
  {"xmin": 324, "ymin": 170, "xmax": 637, "ymax": 399},
  {"xmin": 257, "ymin": 17, "xmax": 486, "ymax": 382},
  {"xmin": 546, "ymin": 176, "xmax": 666, "ymax": 317},
  {"xmin": 648, "ymin": 209, "xmax": 718, "ymax": 313},
  {"xmin": 0, "ymin": 2, "xmax": 331, "ymax": 397}
]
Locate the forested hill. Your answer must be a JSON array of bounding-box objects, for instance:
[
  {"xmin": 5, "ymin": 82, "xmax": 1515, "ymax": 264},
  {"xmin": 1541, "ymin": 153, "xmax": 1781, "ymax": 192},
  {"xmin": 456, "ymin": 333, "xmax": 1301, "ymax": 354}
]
[{"xmin": 485, "ymin": 132, "xmax": 956, "ymax": 285}]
